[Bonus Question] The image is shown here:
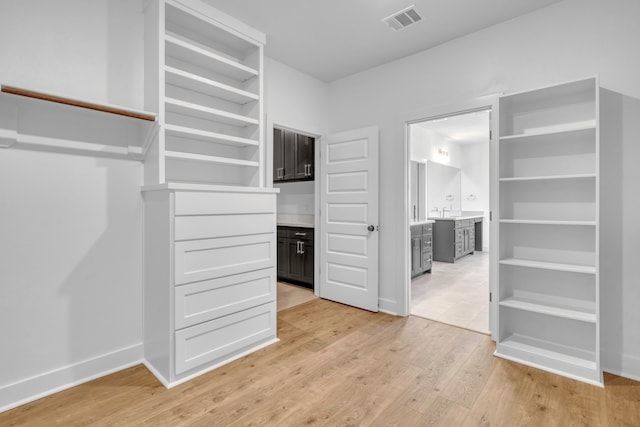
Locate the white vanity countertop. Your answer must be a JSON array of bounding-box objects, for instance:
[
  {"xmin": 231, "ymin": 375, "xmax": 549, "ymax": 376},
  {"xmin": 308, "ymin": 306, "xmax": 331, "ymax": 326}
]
[
  {"xmin": 428, "ymin": 216, "xmax": 483, "ymax": 221},
  {"xmin": 410, "ymin": 219, "xmax": 436, "ymax": 225},
  {"xmin": 277, "ymin": 213, "xmax": 314, "ymax": 228}
]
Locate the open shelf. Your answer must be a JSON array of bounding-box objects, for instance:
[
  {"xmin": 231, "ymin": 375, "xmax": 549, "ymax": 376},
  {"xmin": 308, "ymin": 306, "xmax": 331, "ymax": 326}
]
[
  {"xmin": 499, "ymin": 258, "xmax": 596, "ymax": 275},
  {"xmin": 499, "ymin": 179, "xmax": 595, "ymax": 222},
  {"xmin": 499, "ymin": 173, "xmax": 595, "ymax": 182},
  {"xmin": 165, "ymin": 66, "xmax": 258, "ymax": 105},
  {"xmin": 500, "ymin": 219, "xmax": 596, "ymax": 226},
  {"xmin": 165, "ymin": 124, "xmax": 258, "ymax": 147},
  {"xmin": 0, "ymin": 84, "xmax": 157, "ymax": 159},
  {"xmin": 165, "ymin": 33, "xmax": 258, "ymax": 82},
  {"xmin": 496, "ymin": 334, "xmax": 600, "ymax": 385},
  {"xmin": 500, "ymin": 293, "xmax": 596, "ymax": 323},
  {"xmin": 164, "ymin": 150, "xmax": 259, "ymax": 167},
  {"xmin": 499, "ymin": 122, "xmax": 596, "ymax": 141},
  {"xmin": 165, "ymin": 97, "xmax": 258, "ymax": 127}
]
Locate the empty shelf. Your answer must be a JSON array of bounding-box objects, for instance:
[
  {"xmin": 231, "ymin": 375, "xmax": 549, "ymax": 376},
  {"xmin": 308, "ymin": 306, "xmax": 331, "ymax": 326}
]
[
  {"xmin": 499, "ymin": 174, "xmax": 596, "ymax": 182},
  {"xmin": 164, "ymin": 150, "xmax": 259, "ymax": 167},
  {"xmin": 165, "ymin": 33, "xmax": 258, "ymax": 82},
  {"xmin": 500, "ymin": 296, "xmax": 596, "ymax": 323},
  {"xmin": 499, "ymin": 122, "xmax": 596, "ymax": 142},
  {"xmin": 499, "ymin": 258, "xmax": 596, "ymax": 275},
  {"xmin": 164, "ymin": 124, "xmax": 258, "ymax": 147},
  {"xmin": 165, "ymin": 66, "xmax": 258, "ymax": 105},
  {"xmin": 500, "ymin": 219, "xmax": 596, "ymax": 226},
  {"xmin": 165, "ymin": 98, "xmax": 258, "ymax": 127},
  {"xmin": 496, "ymin": 334, "xmax": 601, "ymax": 386}
]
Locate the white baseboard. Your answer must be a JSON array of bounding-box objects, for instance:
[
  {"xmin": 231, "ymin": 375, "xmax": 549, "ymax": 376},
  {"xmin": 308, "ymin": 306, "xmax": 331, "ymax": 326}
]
[
  {"xmin": 150, "ymin": 337, "xmax": 280, "ymax": 389},
  {"xmin": 0, "ymin": 343, "xmax": 143, "ymax": 413},
  {"xmin": 378, "ymin": 298, "xmax": 399, "ymax": 316},
  {"xmin": 603, "ymin": 353, "xmax": 640, "ymax": 382}
]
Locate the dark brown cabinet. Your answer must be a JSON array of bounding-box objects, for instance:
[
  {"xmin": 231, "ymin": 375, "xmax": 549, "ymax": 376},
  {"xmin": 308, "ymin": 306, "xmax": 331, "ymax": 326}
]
[
  {"xmin": 277, "ymin": 226, "xmax": 314, "ymax": 289},
  {"xmin": 273, "ymin": 128, "xmax": 314, "ymax": 182},
  {"xmin": 411, "ymin": 223, "xmax": 432, "ymax": 278}
]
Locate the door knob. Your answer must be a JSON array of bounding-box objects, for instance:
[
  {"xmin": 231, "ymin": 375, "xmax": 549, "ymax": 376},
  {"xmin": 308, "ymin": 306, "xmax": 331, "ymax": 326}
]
[{"xmin": 368, "ymin": 225, "xmax": 375, "ymax": 232}]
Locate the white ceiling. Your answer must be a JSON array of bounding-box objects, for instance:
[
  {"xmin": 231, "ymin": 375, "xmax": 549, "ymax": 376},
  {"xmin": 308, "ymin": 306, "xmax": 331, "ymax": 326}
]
[
  {"xmin": 205, "ymin": 0, "xmax": 564, "ymax": 82},
  {"xmin": 414, "ymin": 109, "xmax": 490, "ymax": 144}
]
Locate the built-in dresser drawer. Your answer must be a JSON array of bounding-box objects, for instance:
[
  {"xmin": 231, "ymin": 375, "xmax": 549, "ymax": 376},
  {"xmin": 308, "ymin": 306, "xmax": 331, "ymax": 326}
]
[
  {"xmin": 174, "ymin": 303, "xmax": 276, "ymax": 375},
  {"xmin": 175, "ymin": 213, "xmax": 275, "ymax": 241},
  {"xmin": 174, "ymin": 234, "xmax": 275, "ymax": 285},
  {"xmin": 174, "ymin": 191, "xmax": 276, "ymax": 216},
  {"xmin": 174, "ymin": 268, "xmax": 275, "ymax": 329}
]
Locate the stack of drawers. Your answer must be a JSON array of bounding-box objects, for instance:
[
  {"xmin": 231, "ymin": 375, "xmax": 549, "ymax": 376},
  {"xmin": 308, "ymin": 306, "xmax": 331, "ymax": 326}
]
[{"xmin": 143, "ymin": 190, "xmax": 278, "ymax": 386}]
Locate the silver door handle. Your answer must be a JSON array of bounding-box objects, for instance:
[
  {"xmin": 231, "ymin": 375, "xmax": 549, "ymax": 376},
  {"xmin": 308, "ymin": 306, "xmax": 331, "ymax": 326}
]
[
  {"xmin": 297, "ymin": 241, "xmax": 305, "ymax": 255},
  {"xmin": 277, "ymin": 167, "xmax": 284, "ymax": 179},
  {"xmin": 295, "ymin": 232, "xmax": 307, "ymax": 236}
]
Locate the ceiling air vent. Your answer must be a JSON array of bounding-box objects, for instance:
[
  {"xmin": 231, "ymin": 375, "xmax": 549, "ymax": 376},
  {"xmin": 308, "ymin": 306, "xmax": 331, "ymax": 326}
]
[{"xmin": 382, "ymin": 5, "xmax": 423, "ymax": 31}]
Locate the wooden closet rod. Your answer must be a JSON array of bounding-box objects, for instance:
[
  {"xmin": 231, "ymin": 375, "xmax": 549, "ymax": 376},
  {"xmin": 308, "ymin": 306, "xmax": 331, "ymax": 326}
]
[{"xmin": 1, "ymin": 85, "xmax": 156, "ymax": 121}]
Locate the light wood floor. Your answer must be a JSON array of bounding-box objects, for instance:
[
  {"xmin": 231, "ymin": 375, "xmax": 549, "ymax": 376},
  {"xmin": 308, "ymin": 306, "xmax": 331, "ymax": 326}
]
[
  {"xmin": 2, "ymin": 299, "xmax": 639, "ymax": 426},
  {"xmin": 412, "ymin": 251, "xmax": 489, "ymax": 334}
]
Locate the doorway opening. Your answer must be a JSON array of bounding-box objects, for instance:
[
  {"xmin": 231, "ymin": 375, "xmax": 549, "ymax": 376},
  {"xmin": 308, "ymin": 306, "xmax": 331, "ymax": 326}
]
[{"xmin": 408, "ymin": 108, "xmax": 492, "ymax": 334}]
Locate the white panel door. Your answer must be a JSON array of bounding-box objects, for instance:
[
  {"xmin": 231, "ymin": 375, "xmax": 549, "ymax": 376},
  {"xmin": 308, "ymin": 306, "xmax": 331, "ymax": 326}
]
[{"xmin": 319, "ymin": 126, "xmax": 379, "ymax": 312}]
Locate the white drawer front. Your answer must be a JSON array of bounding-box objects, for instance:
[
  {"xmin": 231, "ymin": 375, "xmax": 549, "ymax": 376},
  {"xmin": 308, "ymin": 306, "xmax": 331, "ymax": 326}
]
[
  {"xmin": 174, "ymin": 303, "xmax": 275, "ymax": 375},
  {"xmin": 175, "ymin": 234, "xmax": 275, "ymax": 285},
  {"xmin": 174, "ymin": 192, "xmax": 276, "ymax": 216},
  {"xmin": 174, "ymin": 213, "xmax": 275, "ymax": 241},
  {"xmin": 174, "ymin": 268, "xmax": 275, "ymax": 329}
]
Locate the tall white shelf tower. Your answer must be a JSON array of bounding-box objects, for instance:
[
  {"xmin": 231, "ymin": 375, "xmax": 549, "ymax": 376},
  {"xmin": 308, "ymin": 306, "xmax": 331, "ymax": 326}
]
[{"xmin": 494, "ymin": 77, "xmax": 601, "ymax": 386}]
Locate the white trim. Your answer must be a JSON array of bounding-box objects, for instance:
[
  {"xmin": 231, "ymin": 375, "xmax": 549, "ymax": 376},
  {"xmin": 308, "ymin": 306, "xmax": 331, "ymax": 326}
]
[
  {"xmin": 379, "ymin": 298, "xmax": 399, "ymax": 316},
  {"xmin": 603, "ymin": 354, "xmax": 640, "ymax": 383},
  {"xmin": 146, "ymin": 338, "xmax": 280, "ymax": 389},
  {"xmin": 400, "ymin": 95, "xmax": 499, "ymax": 333},
  {"xmin": 0, "ymin": 344, "xmax": 143, "ymax": 413}
]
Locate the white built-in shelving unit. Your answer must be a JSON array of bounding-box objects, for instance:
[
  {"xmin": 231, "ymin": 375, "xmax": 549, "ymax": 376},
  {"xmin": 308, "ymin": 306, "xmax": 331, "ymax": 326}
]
[
  {"xmin": 143, "ymin": 0, "xmax": 264, "ymax": 189},
  {"xmin": 495, "ymin": 77, "xmax": 602, "ymax": 386},
  {"xmin": 141, "ymin": 0, "xmax": 277, "ymax": 388}
]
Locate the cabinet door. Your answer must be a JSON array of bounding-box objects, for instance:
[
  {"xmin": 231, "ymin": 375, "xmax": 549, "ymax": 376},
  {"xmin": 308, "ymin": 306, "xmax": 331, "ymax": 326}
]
[
  {"xmin": 300, "ymin": 240, "xmax": 314, "ymax": 287},
  {"xmin": 286, "ymin": 239, "xmax": 302, "ymax": 280},
  {"xmin": 283, "ymin": 130, "xmax": 296, "ymax": 181},
  {"xmin": 277, "ymin": 237, "xmax": 289, "ymax": 278},
  {"xmin": 273, "ymin": 128, "xmax": 285, "ymax": 182},
  {"xmin": 411, "ymin": 235, "xmax": 422, "ymax": 276},
  {"xmin": 294, "ymin": 134, "xmax": 314, "ymax": 180}
]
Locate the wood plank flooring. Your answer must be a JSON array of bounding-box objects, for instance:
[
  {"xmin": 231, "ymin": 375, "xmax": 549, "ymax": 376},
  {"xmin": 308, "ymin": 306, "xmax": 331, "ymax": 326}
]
[{"xmin": 1, "ymin": 298, "xmax": 639, "ymax": 426}]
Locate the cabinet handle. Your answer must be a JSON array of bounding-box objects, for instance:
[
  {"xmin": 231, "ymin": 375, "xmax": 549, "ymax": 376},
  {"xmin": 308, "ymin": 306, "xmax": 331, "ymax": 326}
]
[
  {"xmin": 295, "ymin": 232, "xmax": 307, "ymax": 236},
  {"xmin": 297, "ymin": 241, "xmax": 305, "ymax": 255},
  {"xmin": 277, "ymin": 167, "xmax": 284, "ymax": 179}
]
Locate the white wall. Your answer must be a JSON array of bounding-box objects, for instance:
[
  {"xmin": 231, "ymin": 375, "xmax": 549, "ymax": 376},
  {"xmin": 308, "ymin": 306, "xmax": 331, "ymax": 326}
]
[
  {"xmin": 326, "ymin": 0, "xmax": 640, "ymax": 378},
  {"xmin": 264, "ymin": 57, "xmax": 329, "ymax": 216},
  {"xmin": 0, "ymin": 0, "xmax": 145, "ymax": 410}
]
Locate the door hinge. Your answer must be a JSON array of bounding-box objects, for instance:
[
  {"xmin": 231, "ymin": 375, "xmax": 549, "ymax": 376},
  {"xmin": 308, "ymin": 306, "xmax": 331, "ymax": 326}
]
[
  {"xmin": 489, "ymin": 292, "xmax": 492, "ymax": 302},
  {"xmin": 489, "ymin": 211, "xmax": 492, "ymax": 221},
  {"xmin": 489, "ymin": 129, "xmax": 492, "ymax": 139}
]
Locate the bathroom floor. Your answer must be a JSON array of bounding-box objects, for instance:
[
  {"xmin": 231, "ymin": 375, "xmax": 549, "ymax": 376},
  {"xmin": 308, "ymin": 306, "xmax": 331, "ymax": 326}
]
[{"xmin": 411, "ymin": 251, "xmax": 490, "ymax": 334}]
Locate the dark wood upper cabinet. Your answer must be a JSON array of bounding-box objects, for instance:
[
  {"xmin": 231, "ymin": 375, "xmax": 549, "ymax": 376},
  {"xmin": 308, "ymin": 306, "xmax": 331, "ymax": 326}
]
[
  {"xmin": 273, "ymin": 128, "xmax": 315, "ymax": 182},
  {"xmin": 294, "ymin": 134, "xmax": 314, "ymax": 180}
]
